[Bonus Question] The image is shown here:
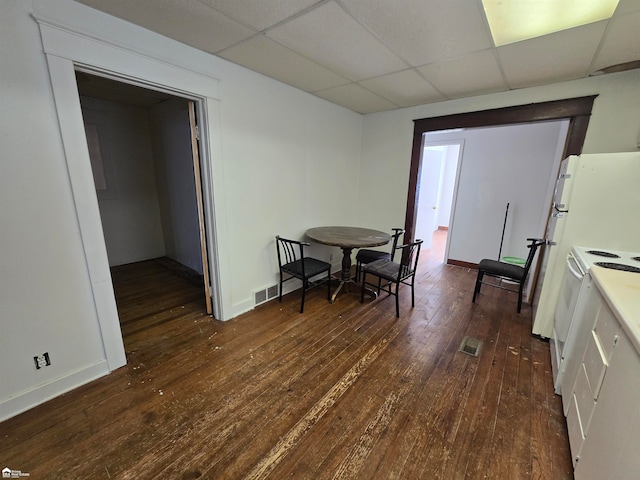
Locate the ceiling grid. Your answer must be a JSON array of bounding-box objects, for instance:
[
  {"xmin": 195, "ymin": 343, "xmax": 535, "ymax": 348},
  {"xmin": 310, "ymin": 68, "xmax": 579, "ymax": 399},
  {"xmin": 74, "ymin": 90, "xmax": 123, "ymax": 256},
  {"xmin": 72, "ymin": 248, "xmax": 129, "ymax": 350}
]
[{"xmin": 76, "ymin": 0, "xmax": 640, "ymax": 114}]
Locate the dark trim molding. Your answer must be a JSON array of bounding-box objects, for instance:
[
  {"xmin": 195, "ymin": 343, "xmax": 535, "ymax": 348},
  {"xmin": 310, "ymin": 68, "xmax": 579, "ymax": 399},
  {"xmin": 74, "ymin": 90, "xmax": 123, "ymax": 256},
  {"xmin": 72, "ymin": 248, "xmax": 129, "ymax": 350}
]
[
  {"xmin": 404, "ymin": 96, "xmax": 597, "ymax": 243},
  {"xmin": 447, "ymin": 259, "xmax": 477, "ymax": 269}
]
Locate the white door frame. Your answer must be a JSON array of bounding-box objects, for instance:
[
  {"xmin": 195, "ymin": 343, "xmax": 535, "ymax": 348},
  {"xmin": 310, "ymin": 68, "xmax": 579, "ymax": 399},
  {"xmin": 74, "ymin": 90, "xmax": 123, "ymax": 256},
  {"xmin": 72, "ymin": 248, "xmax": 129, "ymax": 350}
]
[{"xmin": 35, "ymin": 16, "xmax": 230, "ymax": 371}]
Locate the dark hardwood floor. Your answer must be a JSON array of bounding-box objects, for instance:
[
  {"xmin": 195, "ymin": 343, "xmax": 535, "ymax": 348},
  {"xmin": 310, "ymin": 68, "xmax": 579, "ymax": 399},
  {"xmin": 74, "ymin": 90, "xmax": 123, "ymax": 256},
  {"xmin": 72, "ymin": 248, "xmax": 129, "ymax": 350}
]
[{"xmin": 0, "ymin": 231, "xmax": 573, "ymax": 479}]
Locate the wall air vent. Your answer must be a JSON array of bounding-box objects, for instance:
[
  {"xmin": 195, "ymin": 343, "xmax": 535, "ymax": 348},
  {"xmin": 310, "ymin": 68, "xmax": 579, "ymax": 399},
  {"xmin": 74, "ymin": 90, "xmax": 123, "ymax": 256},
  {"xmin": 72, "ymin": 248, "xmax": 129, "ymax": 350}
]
[
  {"xmin": 267, "ymin": 285, "xmax": 278, "ymax": 300},
  {"xmin": 254, "ymin": 289, "xmax": 267, "ymax": 305},
  {"xmin": 254, "ymin": 285, "xmax": 279, "ymax": 306}
]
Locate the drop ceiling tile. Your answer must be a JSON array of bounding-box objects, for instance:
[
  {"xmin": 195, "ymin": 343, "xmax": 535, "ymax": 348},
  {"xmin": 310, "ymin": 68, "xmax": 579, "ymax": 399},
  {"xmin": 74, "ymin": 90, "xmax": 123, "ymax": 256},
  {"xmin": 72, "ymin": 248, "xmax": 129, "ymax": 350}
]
[
  {"xmin": 340, "ymin": 0, "xmax": 493, "ymax": 66},
  {"xmin": 417, "ymin": 50, "xmax": 507, "ymax": 99},
  {"xmin": 200, "ymin": 0, "xmax": 320, "ymax": 31},
  {"xmin": 74, "ymin": 0, "xmax": 638, "ymax": 114},
  {"xmin": 218, "ymin": 35, "xmax": 350, "ymax": 92},
  {"xmin": 592, "ymin": 10, "xmax": 640, "ymax": 71},
  {"xmin": 266, "ymin": 1, "xmax": 407, "ymax": 82},
  {"xmin": 314, "ymin": 83, "xmax": 398, "ymax": 114},
  {"xmin": 77, "ymin": 0, "xmax": 255, "ymax": 53},
  {"xmin": 497, "ymin": 22, "xmax": 607, "ymax": 89},
  {"xmin": 359, "ymin": 70, "xmax": 445, "ymax": 107}
]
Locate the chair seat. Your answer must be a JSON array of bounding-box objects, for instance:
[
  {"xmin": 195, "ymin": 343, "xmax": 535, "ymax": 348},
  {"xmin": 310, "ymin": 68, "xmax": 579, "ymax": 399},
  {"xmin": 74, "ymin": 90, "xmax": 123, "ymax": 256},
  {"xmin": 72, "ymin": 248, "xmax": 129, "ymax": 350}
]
[
  {"xmin": 472, "ymin": 238, "xmax": 545, "ymax": 314},
  {"xmin": 282, "ymin": 258, "xmax": 332, "ymax": 278},
  {"xmin": 478, "ymin": 259, "xmax": 525, "ymax": 280},
  {"xmin": 356, "ymin": 249, "xmax": 391, "ymax": 264},
  {"xmin": 360, "ymin": 239, "xmax": 423, "ymax": 317},
  {"xmin": 363, "ymin": 258, "xmax": 410, "ymax": 282},
  {"xmin": 355, "ymin": 228, "xmax": 404, "ymax": 283}
]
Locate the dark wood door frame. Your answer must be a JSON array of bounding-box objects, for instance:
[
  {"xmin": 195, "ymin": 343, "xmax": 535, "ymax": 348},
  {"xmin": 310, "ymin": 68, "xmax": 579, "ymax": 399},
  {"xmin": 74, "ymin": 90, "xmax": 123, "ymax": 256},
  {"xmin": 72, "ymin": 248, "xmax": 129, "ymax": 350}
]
[{"xmin": 404, "ymin": 96, "xmax": 597, "ymax": 245}]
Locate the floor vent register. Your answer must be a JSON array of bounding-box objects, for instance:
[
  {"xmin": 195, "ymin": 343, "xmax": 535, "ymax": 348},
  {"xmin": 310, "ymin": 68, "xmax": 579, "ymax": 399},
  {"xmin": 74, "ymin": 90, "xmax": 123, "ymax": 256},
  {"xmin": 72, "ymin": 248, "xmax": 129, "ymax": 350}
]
[{"xmin": 459, "ymin": 337, "xmax": 483, "ymax": 357}]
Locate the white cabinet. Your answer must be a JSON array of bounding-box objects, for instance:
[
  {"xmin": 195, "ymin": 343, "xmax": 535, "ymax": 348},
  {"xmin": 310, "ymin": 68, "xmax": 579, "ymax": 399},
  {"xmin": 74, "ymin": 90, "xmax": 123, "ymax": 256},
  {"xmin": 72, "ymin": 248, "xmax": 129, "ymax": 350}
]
[
  {"xmin": 565, "ymin": 267, "xmax": 640, "ymax": 478},
  {"xmin": 559, "ymin": 283, "xmax": 603, "ymax": 416},
  {"xmin": 563, "ymin": 281, "xmax": 640, "ymax": 479},
  {"xmin": 574, "ymin": 331, "xmax": 640, "ymax": 479},
  {"xmin": 565, "ymin": 298, "xmax": 612, "ymax": 466}
]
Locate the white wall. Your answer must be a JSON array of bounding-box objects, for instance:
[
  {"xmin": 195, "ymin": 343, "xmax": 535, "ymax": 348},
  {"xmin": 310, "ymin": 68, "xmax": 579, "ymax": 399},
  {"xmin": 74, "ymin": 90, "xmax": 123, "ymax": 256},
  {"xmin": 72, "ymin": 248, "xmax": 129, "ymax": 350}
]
[
  {"xmin": 358, "ymin": 69, "xmax": 640, "ymax": 261},
  {"xmin": 0, "ymin": 0, "xmax": 111, "ymax": 420},
  {"xmin": 0, "ymin": 0, "xmax": 362, "ymax": 421},
  {"xmin": 217, "ymin": 64, "xmax": 363, "ymax": 311},
  {"xmin": 81, "ymin": 96, "xmax": 167, "ymax": 266},
  {"xmin": 356, "ymin": 107, "xmax": 415, "ymax": 233},
  {"xmin": 419, "ymin": 122, "xmax": 565, "ymax": 263},
  {"xmin": 150, "ymin": 98, "xmax": 203, "ymax": 274}
]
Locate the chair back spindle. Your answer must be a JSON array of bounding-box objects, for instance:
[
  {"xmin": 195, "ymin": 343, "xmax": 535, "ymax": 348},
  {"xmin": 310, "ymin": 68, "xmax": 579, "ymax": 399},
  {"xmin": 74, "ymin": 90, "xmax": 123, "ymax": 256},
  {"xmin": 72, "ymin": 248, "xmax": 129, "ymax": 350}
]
[
  {"xmin": 397, "ymin": 239, "xmax": 421, "ymax": 276},
  {"xmin": 389, "ymin": 228, "xmax": 405, "ymax": 262},
  {"xmin": 277, "ymin": 236, "xmax": 304, "ymax": 275}
]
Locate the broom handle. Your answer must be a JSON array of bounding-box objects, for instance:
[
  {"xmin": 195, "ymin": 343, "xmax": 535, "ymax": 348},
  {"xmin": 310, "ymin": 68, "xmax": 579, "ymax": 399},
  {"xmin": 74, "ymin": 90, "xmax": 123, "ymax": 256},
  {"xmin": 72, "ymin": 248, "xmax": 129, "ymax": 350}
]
[{"xmin": 498, "ymin": 202, "xmax": 509, "ymax": 260}]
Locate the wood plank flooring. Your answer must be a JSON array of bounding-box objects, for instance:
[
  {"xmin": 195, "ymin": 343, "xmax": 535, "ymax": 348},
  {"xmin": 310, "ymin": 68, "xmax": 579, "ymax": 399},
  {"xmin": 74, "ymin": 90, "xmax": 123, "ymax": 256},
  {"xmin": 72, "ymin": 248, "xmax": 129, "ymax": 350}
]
[{"xmin": 0, "ymin": 231, "xmax": 573, "ymax": 479}]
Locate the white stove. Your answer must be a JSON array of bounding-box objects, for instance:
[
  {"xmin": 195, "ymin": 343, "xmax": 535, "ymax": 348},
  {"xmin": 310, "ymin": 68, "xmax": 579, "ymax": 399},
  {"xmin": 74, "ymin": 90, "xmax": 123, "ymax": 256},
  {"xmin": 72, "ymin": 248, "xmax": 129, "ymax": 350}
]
[
  {"xmin": 572, "ymin": 246, "xmax": 640, "ymax": 275},
  {"xmin": 552, "ymin": 246, "xmax": 640, "ymax": 400}
]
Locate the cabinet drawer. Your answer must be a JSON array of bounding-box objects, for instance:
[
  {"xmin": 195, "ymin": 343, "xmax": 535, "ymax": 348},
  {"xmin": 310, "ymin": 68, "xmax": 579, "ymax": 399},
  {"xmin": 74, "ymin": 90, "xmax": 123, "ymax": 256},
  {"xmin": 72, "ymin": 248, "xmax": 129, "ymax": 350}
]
[
  {"xmin": 566, "ymin": 393, "xmax": 585, "ymax": 467},
  {"xmin": 593, "ymin": 301, "xmax": 619, "ymax": 360},
  {"xmin": 583, "ymin": 331, "xmax": 607, "ymax": 400},
  {"xmin": 574, "ymin": 364, "xmax": 597, "ymax": 436}
]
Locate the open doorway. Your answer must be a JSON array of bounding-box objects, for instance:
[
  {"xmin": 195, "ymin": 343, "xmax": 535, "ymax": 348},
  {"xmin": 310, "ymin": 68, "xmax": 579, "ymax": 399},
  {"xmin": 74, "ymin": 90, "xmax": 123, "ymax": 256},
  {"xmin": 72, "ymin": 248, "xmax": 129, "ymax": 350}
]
[
  {"xmin": 404, "ymin": 97, "xmax": 595, "ymax": 308},
  {"xmin": 412, "ymin": 121, "xmax": 570, "ymax": 272},
  {"xmin": 404, "ymin": 97, "xmax": 596, "ymax": 258},
  {"xmin": 76, "ymin": 72, "xmax": 213, "ymax": 350},
  {"xmin": 39, "ymin": 19, "xmax": 226, "ymax": 375},
  {"xmin": 414, "ymin": 140, "xmax": 462, "ymax": 262}
]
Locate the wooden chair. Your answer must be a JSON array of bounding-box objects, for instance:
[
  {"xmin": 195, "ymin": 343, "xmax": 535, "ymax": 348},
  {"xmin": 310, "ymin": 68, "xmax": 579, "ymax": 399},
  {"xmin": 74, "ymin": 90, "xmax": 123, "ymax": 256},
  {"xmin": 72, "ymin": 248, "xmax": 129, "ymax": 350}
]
[
  {"xmin": 275, "ymin": 236, "xmax": 332, "ymax": 313},
  {"xmin": 355, "ymin": 228, "xmax": 404, "ymax": 282},
  {"xmin": 472, "ymin": 237, "xmax": 545, "ymax": 313},
  {"xmin": 360, "ymin": 239, "xmax": 423, "ymax": 317}
]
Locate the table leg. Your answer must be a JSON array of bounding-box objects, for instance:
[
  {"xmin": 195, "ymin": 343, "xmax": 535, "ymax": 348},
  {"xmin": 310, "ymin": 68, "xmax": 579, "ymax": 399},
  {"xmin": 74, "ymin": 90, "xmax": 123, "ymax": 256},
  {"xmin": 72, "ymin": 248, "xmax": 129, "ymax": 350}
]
[
  {"xmin": 340, "ymin": 247, "xmax": 353, "ymax": 282},
  {"xmin": 330, "ymin": 247, "xmax": 380, "ymax": 302},
  {"xmin": 330, "ymin": 247, "xmax": 353, "ymax": 303}
]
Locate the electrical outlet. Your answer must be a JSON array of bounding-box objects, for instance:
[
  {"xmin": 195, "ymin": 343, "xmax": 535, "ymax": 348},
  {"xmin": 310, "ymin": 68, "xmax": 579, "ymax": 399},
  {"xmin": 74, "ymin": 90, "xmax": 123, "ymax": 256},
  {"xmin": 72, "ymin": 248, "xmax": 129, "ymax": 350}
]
[
  {"xmin": 329, "ymin": 253, "xmax": 333, "ymax": 262},
  {"xmin": 33, "ymin": 352, "xmax": 51, "ymax": 370}
]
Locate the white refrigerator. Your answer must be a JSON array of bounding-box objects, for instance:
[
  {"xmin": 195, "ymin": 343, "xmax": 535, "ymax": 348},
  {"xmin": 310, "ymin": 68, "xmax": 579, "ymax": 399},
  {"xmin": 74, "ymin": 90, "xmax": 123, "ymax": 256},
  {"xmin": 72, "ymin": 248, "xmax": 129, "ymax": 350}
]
[{"xmin": 532, "ymin": 152, "xmax": 640, "ymax": 338}]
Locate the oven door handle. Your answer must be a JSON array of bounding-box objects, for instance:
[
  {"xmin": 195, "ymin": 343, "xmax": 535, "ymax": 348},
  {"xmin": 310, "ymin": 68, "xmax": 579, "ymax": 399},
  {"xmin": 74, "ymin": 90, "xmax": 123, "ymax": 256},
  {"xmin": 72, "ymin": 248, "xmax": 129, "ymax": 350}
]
[{"xmin": 566, "ymin": 256, "xmax": 584, "ymax": 279}]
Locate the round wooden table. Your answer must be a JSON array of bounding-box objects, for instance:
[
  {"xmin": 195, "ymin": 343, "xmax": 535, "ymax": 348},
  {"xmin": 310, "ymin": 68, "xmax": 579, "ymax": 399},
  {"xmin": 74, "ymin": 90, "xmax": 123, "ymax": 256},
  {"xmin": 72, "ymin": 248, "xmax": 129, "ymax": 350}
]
[{"xmin": 306, "ymin": 226, "xmax": 391, "ymax": 302}]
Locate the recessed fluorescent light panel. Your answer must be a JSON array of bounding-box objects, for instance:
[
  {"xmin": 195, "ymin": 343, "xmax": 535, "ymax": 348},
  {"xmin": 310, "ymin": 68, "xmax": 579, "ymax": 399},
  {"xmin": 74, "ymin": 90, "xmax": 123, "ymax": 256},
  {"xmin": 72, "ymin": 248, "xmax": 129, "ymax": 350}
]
[{"xmin": 482, "ymin": 0, "xmax": 620, "ymax": 46}]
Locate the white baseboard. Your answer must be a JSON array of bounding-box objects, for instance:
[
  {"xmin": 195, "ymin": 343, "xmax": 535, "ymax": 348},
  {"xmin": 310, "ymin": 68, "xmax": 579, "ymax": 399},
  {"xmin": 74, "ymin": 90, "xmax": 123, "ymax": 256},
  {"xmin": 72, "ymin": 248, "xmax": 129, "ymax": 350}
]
[{"xmin": 0, "ymin": 360, "xmax": 111, "ymax": 422}]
